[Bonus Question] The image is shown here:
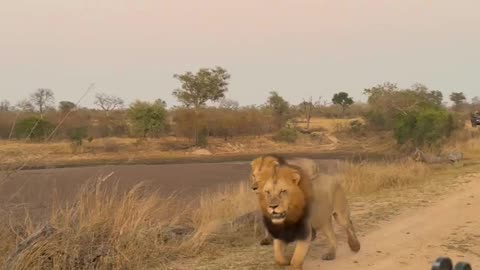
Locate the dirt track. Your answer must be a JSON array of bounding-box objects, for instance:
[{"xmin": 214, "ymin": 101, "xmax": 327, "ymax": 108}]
[{"xmin": 305, "ymin": 173, "xmax": 480, "ymax": 270}]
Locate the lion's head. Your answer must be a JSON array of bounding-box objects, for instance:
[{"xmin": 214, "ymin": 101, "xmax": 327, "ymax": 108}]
[
  {"xmin": 259, "ymin": 164, "xmax": 312, "ymax": 225},
  {"xmin": 250, "ymin": 155, "xmax": 287, "ymax": 193}
]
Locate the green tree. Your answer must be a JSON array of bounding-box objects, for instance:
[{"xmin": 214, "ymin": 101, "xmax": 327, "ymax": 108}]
[
  {"xmin": 172, "ymin": 66, "xmax": 230, "ymax": 145},
  {"xmin": 332, "ymin": 92, "xmax": 354, "ymax": 117},
  {"xmin": 30, "ymin": 88, "xmax": 55, "ymax": 114},
  {"xmin": 450, "ymin": 92, "xmax": 466, "ymax": 106},
  {"xmin": 127, "ymin": 100, "xmax": 168, "ymax": 138},
  {"xmin": 363, "ymin": 82, "xmax": 444, "ymax": 130},
  {"xmin": 266, "ymin": 91, "xmax": 290, "ymax": 129},
  {"xmin": 59, "ymin": 101, "xmax": 76, "ymax": 114}
]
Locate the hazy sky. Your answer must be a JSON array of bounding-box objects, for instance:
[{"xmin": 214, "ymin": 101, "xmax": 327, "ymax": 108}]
[{"xmin": 1, "ymin": 0, "xmax": 480, "ymax": 108}]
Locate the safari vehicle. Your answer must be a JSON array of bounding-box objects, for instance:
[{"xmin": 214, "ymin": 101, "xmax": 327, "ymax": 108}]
[{"xmin": 471, "ymin": 111, "xmax": 480, "ymax": 127}]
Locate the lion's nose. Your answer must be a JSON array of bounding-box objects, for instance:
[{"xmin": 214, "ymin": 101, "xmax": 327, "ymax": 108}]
[{"xmin": 269, "ymin": 204, "xmax": 279, "ymax": 210}]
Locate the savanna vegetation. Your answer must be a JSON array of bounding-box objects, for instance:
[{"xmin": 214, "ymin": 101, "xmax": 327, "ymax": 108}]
[{"xmin": 2, "ymin": 67, "xmax": 480, "ymax": 269}]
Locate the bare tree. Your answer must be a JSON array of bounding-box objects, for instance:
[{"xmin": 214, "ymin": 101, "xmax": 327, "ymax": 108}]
[
  {"xmin": 219, "ymin": 98, "xmax": 239, "ymax": 109},
  {"xmin": 0, "ymin": 99, "xmax": 10, "ymax": 111},
  {"xmin": 30, "ymin": 88, "xmax": 55, "ymax": 114},
  {"xmin": 472, "ymin": 96, "xmax": 480, "ymax": 105},
  {"xmin": 300, "ymin": 97, "xmax": 314, "ymax": 129},
  {"xmin": 16, "ymin": 99, "xmax": 35, "ymax": 112},
  {"xmin": 94, "ymin": 93, "xmax": 124, "ymax": 116}
]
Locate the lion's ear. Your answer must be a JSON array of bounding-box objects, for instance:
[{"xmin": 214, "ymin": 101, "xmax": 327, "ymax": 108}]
[{"xmin": 291, "ymin": 171, "xmax": 301, "ymax": 185}]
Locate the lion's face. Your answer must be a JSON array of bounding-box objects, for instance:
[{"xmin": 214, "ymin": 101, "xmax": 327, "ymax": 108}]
[
  {"xmin": 250, "ymin": 156, "xmax": 281, "ymax": 194},
  {"xmin": 261, "ymin": 166, "xmax": 306, "ymax": 225}
]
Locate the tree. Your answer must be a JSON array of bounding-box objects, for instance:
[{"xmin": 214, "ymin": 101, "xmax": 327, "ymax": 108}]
[
  {"xmin": 127, "ymin": 100, "xmax": 168, "ymax": 138},
  {"xmin": 299, "ymin": 97, "xmax": 314, "ymax": 129},
  {"xmin": 58, "ymin": 101, "xmax": 76, "ymax": 114},
  {"xmin": 472, "ymin": 96, "xmax": 480, "ymax": 105},
  {"xmin": 94, "ymin": 93, "xmax": 124, "ymax": 116},
  {"xmin": 411, "ymin": 83, "xmax": 443, "ymax": 106},
  {"xmin": 0, "ymin": 99, "xmax": 10, "ymax": 111},
  {"xmin": 172, "ymin": 66, "xmax": 230, "ymax": 145},
  {"xmin": 173, "ymin": 66, "xmax": 230, "ymax": 108},
  {"xmin": 30, "ymin": 88, "xmax": 55, "ymax": 114},
  {"xmin": 16, "ymin": 99, "xmax": 35, "ymax": 112},
  {"xmin": 219, "ymin": 98, "xmax": 239, "ymax": 109},
  {"xmin": 267, "ymin": 91, "xmax": 290, "ymax": 129},
  {"xmin": 450, "ymin": 92, "xmax": 466, "ymax": 106},
  {"xmin": 332, "ymin": 92, "xmax": 354, "ymax": 117}
]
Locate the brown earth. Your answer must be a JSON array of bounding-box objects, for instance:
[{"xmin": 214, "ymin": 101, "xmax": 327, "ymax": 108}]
[
  {"xmin": 305, "ymin": 173, "xmax": 480, "ymax": 270},
  {"xmin": 171, "ymin": 172, "xmax": 480, "ymax": 270}
]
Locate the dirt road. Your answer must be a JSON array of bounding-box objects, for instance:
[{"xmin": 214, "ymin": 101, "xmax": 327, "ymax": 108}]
[{"xmin": 305, "ymin": 174, "xmax": 480, "ymax": 270}]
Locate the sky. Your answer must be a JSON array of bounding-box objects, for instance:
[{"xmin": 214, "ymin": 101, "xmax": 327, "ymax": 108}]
[{"xmin": 1, "ymin": 0, "xmax": 480, "ymax": 108}]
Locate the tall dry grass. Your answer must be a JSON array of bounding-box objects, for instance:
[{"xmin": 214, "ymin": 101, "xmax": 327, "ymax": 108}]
[
  {"xmin": 2, "ymin": 141, "xmax": 473, "ymax": 269},
  {"xmin": 0, "ymin": 176, "xmax": 257, "ymax": 270},
  {"xmin": 336, "ymin": 160, "xmax": 430, "ymax": 195}
]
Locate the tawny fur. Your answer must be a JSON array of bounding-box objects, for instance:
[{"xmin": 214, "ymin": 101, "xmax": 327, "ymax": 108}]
[
  {"xmin": 251, "ymin": 156, "xmax": 361, "ymax": 269},
  {"xmin": 250, "ymin": 155, "xmax": 319, "ymax": 245}
]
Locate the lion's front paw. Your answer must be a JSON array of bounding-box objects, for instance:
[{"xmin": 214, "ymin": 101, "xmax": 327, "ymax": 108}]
[
  {"xmin": 275, "ymin": 258, "xmax": 290, "ymax": 266},
  {"xmin": 290, "ymin": 264, "xmax": 303, "ymax": 270},
  {"xmin": 321, "ymin": 251, "xmax": 336, "ymax": 260}
]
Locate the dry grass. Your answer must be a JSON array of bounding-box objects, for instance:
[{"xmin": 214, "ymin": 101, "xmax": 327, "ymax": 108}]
[
  {"xmin": 1, "ymin": 130, "xmax": 478, "ymax": 269},
  {"xmin": 295, "ymin": 117, "xmax": 364, "ymax": 133},
  {"xmin": 336, "ymin": 160, "xmax": 431, "ymax": 195},
  {"xmin": 0, "ymin": 176, "xmax": 257, "ymax": 270},
  {"xmin": 0, "ymin": 158, "xmax": 434, "ymax": 269}
]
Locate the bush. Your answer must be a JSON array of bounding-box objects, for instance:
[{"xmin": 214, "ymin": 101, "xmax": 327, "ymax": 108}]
[
  {"xmin": 394, "ymin": 108, "xmax": 455, "ymax": 147},
  {"xmin": 14, "ymin": 116, "xmax": 54, "ymax": 141},
  {"xmin": 349, "ymin": 119, "xmax": 366, "ymax": 135},
  {"xmin": 68, "ymin": 127, "xmax": 88, "ymax": 146},
  {"xmin": 273, "ymin": 126, "xmax": 298, "ymax": 143},
  {"xmin": 127, "ymin": 101, "xmax": 168, "ymax": 138}
]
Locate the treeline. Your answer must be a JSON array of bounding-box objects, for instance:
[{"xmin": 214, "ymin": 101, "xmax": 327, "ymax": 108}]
[{"xmin": 1, "ymin": 67, "xmax": 479, "ymax": 149}]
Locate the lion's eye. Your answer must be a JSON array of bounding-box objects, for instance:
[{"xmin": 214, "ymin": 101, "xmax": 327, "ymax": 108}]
[{"xmin": 280, "ymin": 190, "xmax": 287, "ymax": 195}]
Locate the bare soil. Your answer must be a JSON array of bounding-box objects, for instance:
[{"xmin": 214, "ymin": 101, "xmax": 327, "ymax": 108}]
[
  {"xmin": 305, "ymin": 173, "xmax": 480, "ymax": 270},
  {"xmin": 171, "ymin": 172, "xmax": 480, "ymax": 270}
]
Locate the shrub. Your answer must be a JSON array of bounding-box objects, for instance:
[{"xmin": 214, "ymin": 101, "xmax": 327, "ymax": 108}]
[
  {"xmin": 273, "ymin": 126, "xmax": 298, "ymax": 143},
  {"xmin": 394, "ymin": 108, "xmax": 455, "ymax": 147},
  {"xmin": 127, "ymin": 100, "xmax": 168, "ymax": 138},
  {"xmin": 14, "ymin": 116, "xmax": 54, "ymax": 141},
  {"xmin": 68, "ymin": 127, "xmax": 88, "ymax": 146}
]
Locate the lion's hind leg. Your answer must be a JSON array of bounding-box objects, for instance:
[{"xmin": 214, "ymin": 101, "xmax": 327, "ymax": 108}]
[
  {"xmin": 319, "ymin": 220, "xmax": 337, "ymax": 260},
  {"xmin": 332, "ymin": 187, "xmax": 361, "ymax": 252},
  {"xmin": 260, "ymin": 228, "xmax": 273, "ymax": 245}
]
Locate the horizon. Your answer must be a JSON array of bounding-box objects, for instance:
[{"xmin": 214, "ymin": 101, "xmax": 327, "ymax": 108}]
[{"xmin": 1, "ymin": 1, "xmax": 480, "ymax": 108}]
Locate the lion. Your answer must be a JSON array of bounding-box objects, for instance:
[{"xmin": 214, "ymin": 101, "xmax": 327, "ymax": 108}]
[
  {"xmin": 255, "ymin": 161, "xmax": 361, "ymax": 269},
  {"xmin": 250, "ymin": 155, "xmax": 320, "ymax": 245}
]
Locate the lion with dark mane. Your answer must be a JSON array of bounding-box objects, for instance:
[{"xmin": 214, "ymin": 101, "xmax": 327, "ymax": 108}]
[
  {"xmin": 250, "ymin": 155, "xmax": 319, "ymax": 245},
  {"xmin": 251, "ymin": 155, "xmax": 360, "ymax": 269}
]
